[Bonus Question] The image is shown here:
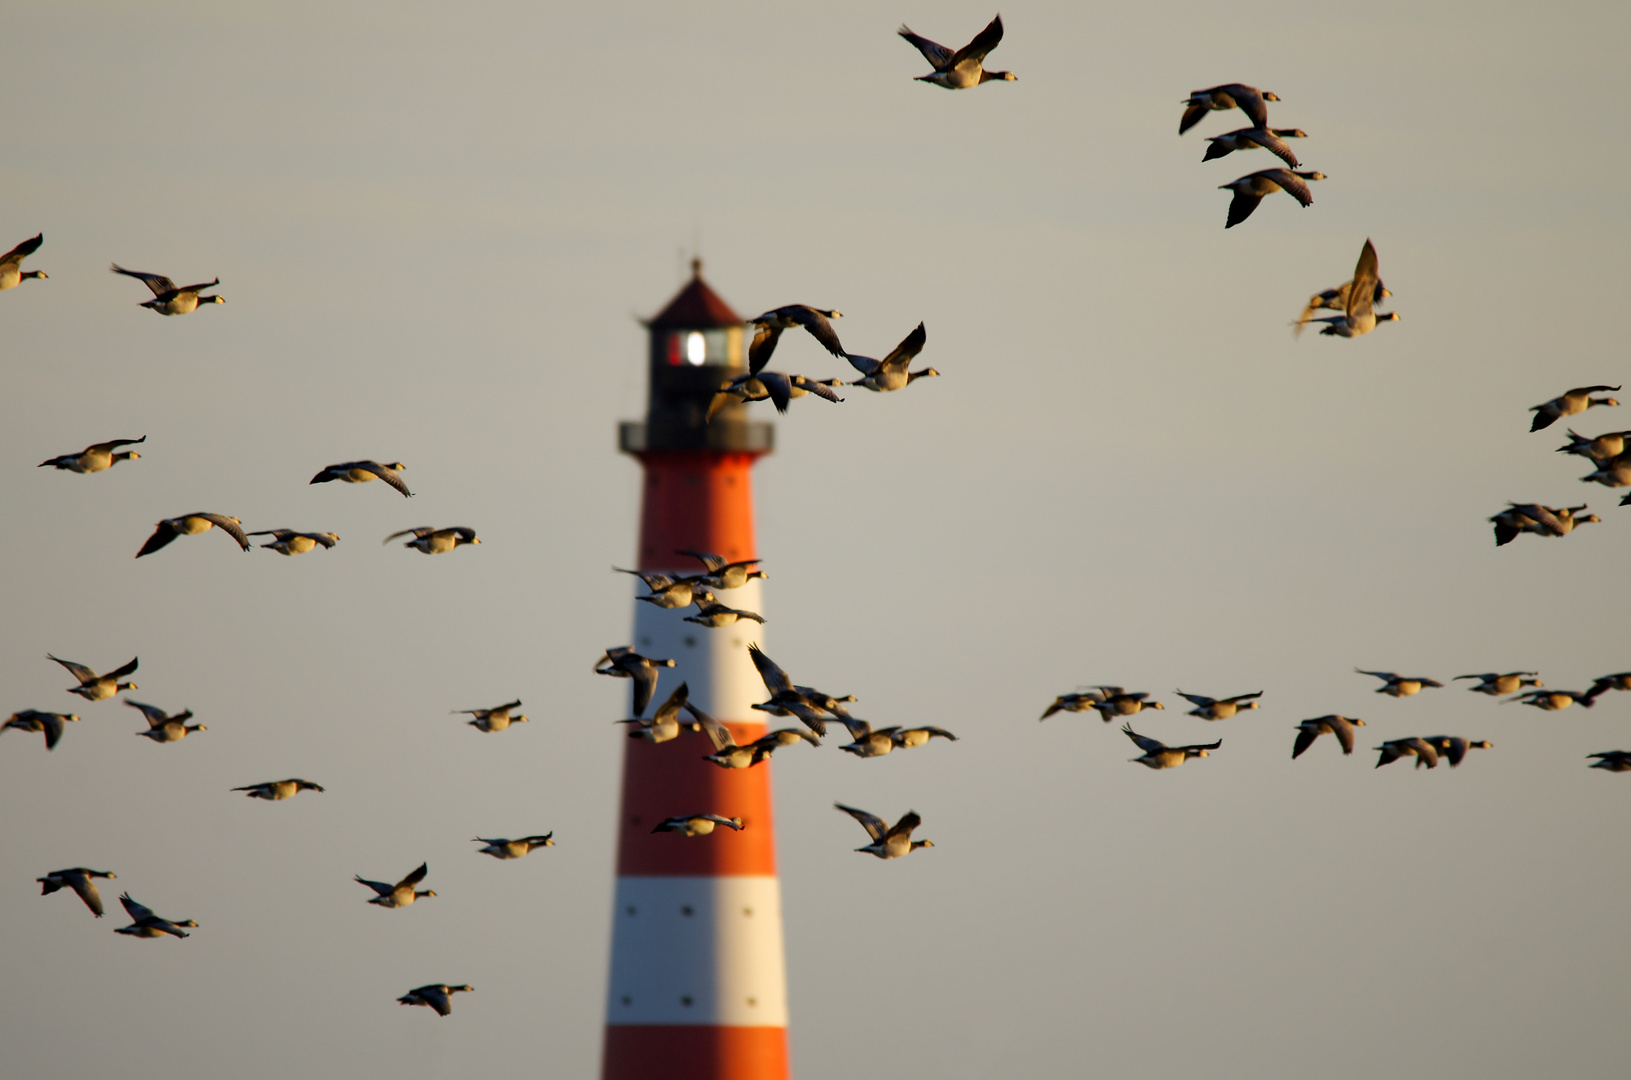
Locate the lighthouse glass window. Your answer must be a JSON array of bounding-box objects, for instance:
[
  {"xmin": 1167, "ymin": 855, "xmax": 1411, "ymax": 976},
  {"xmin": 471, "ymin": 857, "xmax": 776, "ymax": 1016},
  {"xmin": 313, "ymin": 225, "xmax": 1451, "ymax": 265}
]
[{"xmin": 665, "ymin": 329, "xmax": 738, "ymax": 366}]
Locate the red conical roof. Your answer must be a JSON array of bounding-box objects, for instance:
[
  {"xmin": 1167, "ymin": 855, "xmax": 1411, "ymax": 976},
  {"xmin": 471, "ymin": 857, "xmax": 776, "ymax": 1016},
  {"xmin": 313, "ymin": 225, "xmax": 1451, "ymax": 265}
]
[{"xmin": 647, "ymin": 259, "xmax": 742, "ymax": 329}]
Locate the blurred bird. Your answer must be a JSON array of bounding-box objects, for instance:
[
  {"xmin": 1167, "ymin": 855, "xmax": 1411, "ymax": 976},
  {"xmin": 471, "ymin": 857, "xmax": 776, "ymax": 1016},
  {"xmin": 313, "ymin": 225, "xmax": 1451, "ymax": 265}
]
[
  {"xmin": 110, "ymin": 263, "xmax": 223, "ymax": 315},
  {"xmin": 684, "ymin": 599, "xmax": 765, "ymax": 628},
  {"xmin": 1587, "ymin": 751, "xmax": 1631, "ymax": 772},
  {"xmin": 455, "ymin": 700, "xmax": 527, "ymax": 733},
  {"xmin": 747, "ymin": 644, "xmax": 831, "ymax": 736},
  {"xmin": 1423, "ymin": 736, "xmax": 1493, "ymax": 767},
  {"xmin": 1489, "ymin": 502, "xmax": 1564, "ymax": 545},
  {"xmin": 615, "ymin": 568, "xmax": 699, "ymax": 609},
  {"xmin": 232, "ymin": 779, "xmax": 325, "ymax": 800},
  {"xmin": 310, "ymin": 460, "xmax": 411, "ymax": 497},
  {"xmin": 652, "ymin": 815, "xmax": 744, "ymax": 837},
  {"xmin": 1454, "ymin": 672, "xmax": 1541, "ymax": 696},
  {"xmin": 1203, "ymin": 127, "xmax": 1305, "ymax": 167},
  {"xmin": 1303, "ymin": 240, "xmax": 1398, "ymax": 338},
  {"xmin": 899, "ymin": 14, "xmax": 1015, "ymax": 89},
  {"xmin": 595, "ymin": 646, "xmax": 676, "ymax": 717},
  {"xmin": 128, "ymin": 699, "xmax": 204, "ymax": 743},
  {"xmin": 1175, "ymin": 690, "xmax": 1262, "ymax": 720},
  {"xmin": 1529, "ymin": 386, "xmax": 1620, "ymax": 432},
  {"xmin": 892, "ymin": 726, "xmax": 958, "ymax": 750},
  {"xmin": 398, "ymin": 984, "xmax": 471, "ymax": 1017},
  {"xmin": 835, "ymin": 803, "xmax": 933, "ymax": 859},
  {"xmin": 1294, "ymin": 279, "xmax": 1391, "ymax": 339},
  {"xmin": 137, "ymin": 513, "xmax": 249, "ymax": 557},
  {"xmin": 1507, "ymin": 688, "xmax": 1603, "ymax": 711},
  {"xmin": 1579, "ymin": 455, "xmax": 1631, "ymax": 488},
  {"xmin": 677, "ymin": 550, "xmax": 766, "ymax": 590},
  {"xmin": 1219, "ymin": 169, "xmax": 1323, "ymax": 228},
  {"xmin": 3, "ymin": 709, "xmax": 79, "ymax": 750},
  {"xmin": 620, "ymin": 682, "xmax": 695, "ymax": 744},
  {"xmin": 1122, "ymin": 724, "xmax": 1220, "ymax": 769},
  {"xmin": 473, "ymin": 835, "xmax": 555, "ymax": 859},
  {"xmin": 49, "ymin": 654, "xmax": 137, "ymax": 701},
  {"xmin": 38, "ymin": 436, "xmax": 144, "ymax": 473},
  {"xmin": 694, "ymin": 706, "xmax": 814, "ymax": 768},
  {"xmin": 246, "ymin": 529, "xmax": 339, "ymax": 556},
  {"xmin": 1292, "ymin": 714, "xmax": 1365, "ymax": 758},
  {"xmin": 1039, "ymin": 690, "xmax": 1108, "ymax": 720},
  {"xmin": 355, "ymin": 862, "xmax": 435, "ymax": 907},
  {"xmin": 1556, "ymin": 429, "xmax": 1630, "ymax": 461},
  {"xmin": 1180, "ymin": 83, "xmax": 1280, "ymax": 134},
  {"xmin": 1086, "ymin": 687, "xmax": 1163, "ymax": 721},
  {"xmin": 0, "ymin": 233, "xmax": 46, "ymax": 289},
  {"xmin": 838, "ymin": 722, "xmax": 901, "ymax": 758},
  {"xmin": 746, "ymin": 305, "xmax": 846, "ymax": 372},
  {"xmin": 707, "ymin": 371, "xmax": 843, "ymax": 419},
  {"xmin": 113, "ymin": 893, "xmax": 197, "ymax": 938},
  {"xmin": 1545, "ymin": 505, "xmax": 1600, "ymax": 535},
  {"xmin": 384, "ymin": 526, "xmax": 479, "ymax": 553},
  {"xmin": 1355, "ymin": 670, "xmax": 1444, "ymax": 697},
  {"xmin": 1588, "ymin": 672, "xmax": 1631, "ymax": 695},
  {"xmin": 844, "ymin": 322, "xmax": 938, "ymax": 392},
  {"xmin": 1374, "ymin": 737, "xmax": 1440, "ymax": 769},
  {"xmin": 37, "ymin": 867, "xmax": 115, "ymax": 916}
]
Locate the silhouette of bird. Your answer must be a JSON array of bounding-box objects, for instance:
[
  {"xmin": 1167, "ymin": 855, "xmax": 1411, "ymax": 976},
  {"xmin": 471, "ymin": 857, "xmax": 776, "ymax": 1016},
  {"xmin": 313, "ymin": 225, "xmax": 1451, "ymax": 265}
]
[{"xmin": 899, "ymin": 14, "xmax": 1015, "ymax": 89}]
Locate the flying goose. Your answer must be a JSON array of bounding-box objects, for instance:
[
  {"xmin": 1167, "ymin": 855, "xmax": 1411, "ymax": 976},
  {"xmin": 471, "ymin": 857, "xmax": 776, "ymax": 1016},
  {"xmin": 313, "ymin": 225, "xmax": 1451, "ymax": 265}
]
[
  {"xmin": 839, "ymin": 722, "xmax": 902, "ymax": 758},
  {"xmin": 1507, "ymin": 688, "xmax": 1603, "ymax": 711},
  {"xmin": 619, "ymin": 682, "xmax": 696, "ymax": 743},
  {"xmin": 684, "ymin": 599, "xmax": 766, "ymax": 628},
  {"xmin": 1305, "ymin": 240, "xmax": 1396, "ymax": 338},
  {"xmin": 137, "ymin": 514, "xmax": 250, "ymax": 558},
  {"xmin": 49, "ymin": 654, "xmax": 138, "ymax": 701},
  {"xmin": 1422, "ymin": 736, "xmax": 1493, "ymax": 767},
  {"xmin": 455, "ymin": 700, "xmax": 527, "ymax": 733},
  {"xmin": 310, "ymin": 460, "xmax": 411, "ymax": 497},
  {"xmin": 899, "ymin": 14, "xmax": 1015, "ymax": 89},
  {"xmin": 3, "ymin": 709, "xmax": 80, "ymax": 750},
  {"xmin": 1291, "ymin": 714, "xmax": 1365, "ymax": 759},
  {"xmin": 594, "ymin": 646, "xmax": 676, "ymax": 717},
  {"xmin": 615, "ymin": 568, "xmax": 699, "ymax": 609},
  {"xmin": 1355, "ymin": 669, "xmax": 1444, "ymax": 697},
  {"xmin": 355, "ymin": 862, "xmax": 435, "ymax": 907},
  {"xmin": 747, "ymin": 644, "xmax": 832, "ymax": 736},
  {"xmin": 835, "ymin": 803, "xmax": 933, "ymax": 859},
  {"xmin": 1589, "ymin": 672, "xmax": 1631, "ymax": 695},
  {"xmin": 1086, "ymin": 687, "xmax": 1163, "ymax": 721},
  {"xmin": 693, "ymin": 706, "xmax": 812, "ymax": 768},
  {"xmin": 1202, "ymin": 127, "xmax": 1306, "ymax": 167},
  {"xmin": 473, "ymin": 834, "xmax": 555, "ymax": 859},
  {"xmin": 384, "ymin": 526, "xmax": 479, "ymax": 553},
  {"xmin": 246, "ymin": 529, "xmax": 339, "ymax": 556},
  {"xmin": 398, "ymin": 984, "xmax": 472, "ymax": 1017},
  {"xmin": 1556, "ymin": 429, "xmax": 1630, "ymax": 461},
  {"xmin": 38, "ymin": 868, "xmax": 115, "ymax": 917},
  {"xmin": 0, "ymin": 233, "xmax": 45, "ymax": 289},
  {"xmin": 677, "ymin": 550, "xmax": 766, "ymax": 590},
  {"xmin": 706, "ymin": 371, "xmax": 844, "ymax": 419},
  {"xmin": 38, "ymin": 436, "xmax": 145, "ymax": 473},
  {"xmin": 1122, "ymin": 723, "xmax": 1220, "ymax": 769},
  {"xmin": 1579, "ymin": 455, "xmax": 1631, "ymax": 488},
  {"xmin": 109, "ymin": 263, "xmax": 223, "ymax": 315},
  {"xmin": 1489, "ymin": 502, "xmax": 1564, "ymax": 545},
  {"xmin": 128, "ymin": 699, "xmax": 204, "ymax": 743},
  {"xmin": 232, "ymin": 778, "xmax": 325, "ymax": 800},
  {"xmin": 1374, "ymin": 737, "xmax": 1441, "ymax": 769},
  {"xmin": 1294, "ymin": 278, "xmax": 1391, "ymax": 338},
  {"xmin": 1039, "ymin": 690, "xmax": 1108, "ymax": 720},
  {"xmin": 1175, "ymin": 690, "xmax": 1262, "ymax": 720},
  {"xmin": 1530, "ymin": 386, "xmax": 1621, "ymax": 432},
  {"xmin": 651, "ymin": 814, "xmax": 744, "ymax": 837},
  {"xmin": 1220, "ymin": 169, "xmax": 1323, "ymax": 228},
  {"xmin": 113, "ymin": 893, "xmax": 197, "ymax": 938},
  {"xmin": 1587, "ymin": 750, "xmax": 1631, "ymax": 772},
  {"xmin": 745, "ymin": 305, "xmax": 846, "ymax": 373},
  {"xmin": 1454, "ymin": 672, "xmax": 1541, "ymax": 696},
  {"xmin": 844, "ymin": 322, "xmax": 938, "ymax": 392},
  {"xmin": 1180, "ymin": 84, "xmax": 1279, "ymax": 134}
]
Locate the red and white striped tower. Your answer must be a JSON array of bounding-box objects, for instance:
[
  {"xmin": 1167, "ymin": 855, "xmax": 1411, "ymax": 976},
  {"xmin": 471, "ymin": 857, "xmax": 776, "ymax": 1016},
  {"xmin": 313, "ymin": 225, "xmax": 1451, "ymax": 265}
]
[{"xmin": 603, "ymin": 261, "xmax": 789, "ymax": 1080}]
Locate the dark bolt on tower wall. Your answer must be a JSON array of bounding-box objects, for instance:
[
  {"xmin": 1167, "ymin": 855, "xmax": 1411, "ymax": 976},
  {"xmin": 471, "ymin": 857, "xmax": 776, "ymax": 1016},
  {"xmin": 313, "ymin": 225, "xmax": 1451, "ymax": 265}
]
[{"xmin": 619, "ymin": 259, "xmax": 775, "ymax": 455}]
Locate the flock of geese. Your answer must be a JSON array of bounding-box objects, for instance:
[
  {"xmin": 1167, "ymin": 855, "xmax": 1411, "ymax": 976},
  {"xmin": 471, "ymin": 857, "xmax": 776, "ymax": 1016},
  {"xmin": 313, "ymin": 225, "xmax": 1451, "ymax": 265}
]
[{"xmin": 6, "ymin": 12, "xmax": 1626, "ymax": 1035}]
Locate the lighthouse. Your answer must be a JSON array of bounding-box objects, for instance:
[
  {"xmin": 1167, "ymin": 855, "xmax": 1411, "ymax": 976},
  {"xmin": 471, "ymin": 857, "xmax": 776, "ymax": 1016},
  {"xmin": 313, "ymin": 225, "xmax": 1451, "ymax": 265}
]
[{"xmin": 603, "ymin": 261, "xmax": 790, "ymax": 1080}]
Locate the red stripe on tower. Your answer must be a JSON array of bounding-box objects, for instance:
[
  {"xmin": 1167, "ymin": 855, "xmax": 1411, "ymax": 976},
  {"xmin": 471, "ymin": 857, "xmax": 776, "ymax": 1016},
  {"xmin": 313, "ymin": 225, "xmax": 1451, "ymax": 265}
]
[{"xmin": 604, "ymin": 262, "xmax": 788, "ymax": 1080}]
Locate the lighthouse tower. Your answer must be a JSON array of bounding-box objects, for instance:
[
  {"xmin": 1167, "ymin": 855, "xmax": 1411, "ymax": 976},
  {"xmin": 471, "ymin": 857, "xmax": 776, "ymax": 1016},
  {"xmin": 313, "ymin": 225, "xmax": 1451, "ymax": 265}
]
[{"xmin": 603, "ymin": 261, "xmax": 789, "ymax": 1080}]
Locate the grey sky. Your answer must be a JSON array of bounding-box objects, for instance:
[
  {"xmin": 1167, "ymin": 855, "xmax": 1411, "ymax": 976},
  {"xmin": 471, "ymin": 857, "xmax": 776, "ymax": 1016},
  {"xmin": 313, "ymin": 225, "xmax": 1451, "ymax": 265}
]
[{"xmin": 2, "ymin": 2, "xmax": 1628, "ymax": 1077}]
